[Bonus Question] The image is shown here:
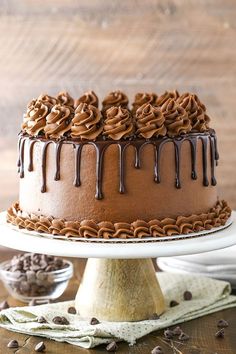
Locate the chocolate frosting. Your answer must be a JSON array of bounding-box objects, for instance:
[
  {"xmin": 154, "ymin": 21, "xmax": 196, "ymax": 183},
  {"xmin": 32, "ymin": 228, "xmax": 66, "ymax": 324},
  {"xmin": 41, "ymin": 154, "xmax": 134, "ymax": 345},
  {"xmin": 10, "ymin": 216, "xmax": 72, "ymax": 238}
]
[
  {"xmin": 161, "ymin": 98, "xmax": 192, "ymax": 137},
  {"xmin": 102, "ymin": 90, "xmax": 128, "ymax": 111},
  {"xmin": 44, "ymin": 104, "xmax": 73, "ymax": 139},
  {"xmin": 22, "ymin": 101, "xmax": 49, "ymax": 136},
  {"xmin": 74, "ymin": 91, "xmax": 99, "ymax": 108},
  {"xmin": 136, "ymin": 103, "xmax": 166, "ymax": 138},
  {"xmin": 103, "ymin": 106, "xmax": 134, "ymax": 140},
  {"xmin": 156, "ymin": 90, "xmax": 180, "ymax": 106},
  {"xmin": 132, "ymin": 92, "xmax": 158, "ymax": 113},
  {"xmin": 177, "ymin": 93, "xmax": 210, "ymax": 132},
  {"xmin": 37, "ymin": 94, "xmax": 58, "ymax": 107},
  {"xmin": 7, "ymin": 200, "xmax": 231, "ymax": 239},
  {"xmin": 71, "ymin": 103, "xmax": 103, "ymax": 140},
  {"xmin": 57, "ymin": 91, "xmax": 74, "ymax": 107}
]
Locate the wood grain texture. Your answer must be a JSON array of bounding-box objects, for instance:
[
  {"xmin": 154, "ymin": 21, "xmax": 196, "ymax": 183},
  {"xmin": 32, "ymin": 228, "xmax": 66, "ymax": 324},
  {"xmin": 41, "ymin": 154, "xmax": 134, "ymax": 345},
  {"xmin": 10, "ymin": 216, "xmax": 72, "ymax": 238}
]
[
  {"xmin": 76, "ymin": 258, "xmax": 165, "ymax": 321},
  {"xmin": 0, "ymin": 253, "xmax": 235, "ymax": 353},
  {"xmin": 0, "ymin": 0, "xmax": 235, "ymax": 211}
]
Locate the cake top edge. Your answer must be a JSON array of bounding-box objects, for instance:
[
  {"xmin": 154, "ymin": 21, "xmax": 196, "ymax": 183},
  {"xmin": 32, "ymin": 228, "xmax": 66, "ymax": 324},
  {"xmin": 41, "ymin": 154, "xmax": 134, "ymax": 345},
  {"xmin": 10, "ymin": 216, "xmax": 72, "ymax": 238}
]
[{"xmin": 21, "ymin": 90, "xmax": 211, "ymax": 141}]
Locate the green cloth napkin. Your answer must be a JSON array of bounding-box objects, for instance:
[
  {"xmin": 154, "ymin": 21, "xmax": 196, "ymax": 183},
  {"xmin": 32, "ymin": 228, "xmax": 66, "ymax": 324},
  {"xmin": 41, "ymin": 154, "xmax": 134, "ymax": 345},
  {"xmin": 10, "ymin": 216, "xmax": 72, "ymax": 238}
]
[{"xmin": 0, "ymin": 272, "xmax": 235, "ymax": 349}]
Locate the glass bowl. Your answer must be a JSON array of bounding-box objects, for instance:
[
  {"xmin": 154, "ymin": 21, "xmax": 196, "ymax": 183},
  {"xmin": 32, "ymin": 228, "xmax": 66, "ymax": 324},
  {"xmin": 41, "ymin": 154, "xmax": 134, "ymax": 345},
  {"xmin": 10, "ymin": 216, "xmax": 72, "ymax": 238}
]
[{"xmin": 0, "ymin": 259, "xmax": 73, "ymax": 303}]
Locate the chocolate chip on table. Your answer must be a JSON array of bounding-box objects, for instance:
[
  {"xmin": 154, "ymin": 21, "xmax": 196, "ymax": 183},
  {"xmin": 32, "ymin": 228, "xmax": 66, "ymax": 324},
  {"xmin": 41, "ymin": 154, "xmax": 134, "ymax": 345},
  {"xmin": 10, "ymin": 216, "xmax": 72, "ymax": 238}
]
[
  {"xmin": 68, "ymin": 306, "xmax": 77, "ymax": 314},
  {"xmin": 172, "ymin": 326, "xmax": 182, "ymax": 336},
  {"xmin": 169, "ymin": 300, "xmax": 179, "ymax": 307},
  {"xmin": 178, "ymin": 332, "xmax": 190, "ymax": 341},
  {"xmin": 217, "ymin": 319, "xmax": 229, "ymax": 328},
  {"xmin": 0, "ymin": 300, "xmax": 9, "ymax": 311},
  {"xmin": 149, "ymin": 313, "xmax": 160, "ymax": 320},
  {"xmin": 7, "ymin": 339, "xmax": 19, "ymax": 348},
  {"xmin": 35, "ymin": 341, "xmax": 46, "ymax": 352},
  {"xmin": 183, "ymin": 290, "xmax": 192, "ymax": 301},
  {"xmin": 151, "ymin": 346, "xmax": 163, "ymax": 354},
  {"xmin": 90, "ymin": 317, "xmax": 100, "ymax": 325},
  {"xmin": 37, "ymin": 316, "xmax": 47, "ymax": 323},
  {"xmin": 52, "ymin": 316, "xmax": 69, "ymax": 325},
  {"xmin": 106, "ymin": 341, "xmax": 118, "ymax": 352},
  {"xmin": 164, "ymin": 329, "xmax": 174, "ymax": 339},
  {"xmin": 215, "ymin": 328, "xmax": 225, "ymax": 339}
]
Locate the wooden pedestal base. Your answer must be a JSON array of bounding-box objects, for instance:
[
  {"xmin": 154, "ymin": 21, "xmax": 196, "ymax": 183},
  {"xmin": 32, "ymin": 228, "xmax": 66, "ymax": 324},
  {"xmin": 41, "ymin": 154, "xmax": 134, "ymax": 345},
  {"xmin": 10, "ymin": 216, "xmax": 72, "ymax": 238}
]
[{"xmin": 75, "ymin": 258, "xmax": 165, "ymax": 322}]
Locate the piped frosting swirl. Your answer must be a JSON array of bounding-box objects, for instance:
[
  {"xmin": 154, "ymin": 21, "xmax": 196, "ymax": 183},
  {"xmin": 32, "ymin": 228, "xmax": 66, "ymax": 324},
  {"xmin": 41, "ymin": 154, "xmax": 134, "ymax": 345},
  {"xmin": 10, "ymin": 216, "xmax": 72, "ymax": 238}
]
[
  {"xmin": 102, "ymin": 90, "xmax": 129, "ymax": 111},
  {"xmin": 57, "ymin": 91, "xmax": 74, "ymax": 107},
  {"xmin": 22, "ymin": 101, "xmax": 49, "ymax": 136},
  {"xmin": 7, "ymin": 200, "xmax": 231, "ymax": 239},
  {"xmin": 71, "ymin": 103, "xmax": 103, "ymax": 140},
  {"xmin": 103, "ymin": 106, "xmax": 134, "ymax": 140},
  {"xmin": 44, "ymin": 104, "xmax": 73, "ymax": 139},
  {"xmin": 162, "ymin": 98, "xmax": 192, "ymax": 137},
  {"xmin": 132, "ymin": 92, "xmax": 158, "ymax": 113},
  {"xmin": 74, "ymin": 91, "xmax": 99, "ymax": 108},
  {"xmin": 136, "ymin": 103, "xmax": 166, "ymax": 138},
  {"xmin": 177, "ymin": 93, "xmax": 210, "ymax": 132}
]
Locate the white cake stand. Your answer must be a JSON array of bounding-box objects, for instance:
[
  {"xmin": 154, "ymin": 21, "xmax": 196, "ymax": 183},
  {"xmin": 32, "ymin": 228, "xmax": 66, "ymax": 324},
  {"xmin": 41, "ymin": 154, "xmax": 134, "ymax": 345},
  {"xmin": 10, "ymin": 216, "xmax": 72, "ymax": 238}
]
[{"xmin": 0, "ymin": 211, "xmax": 236, "ymax": 322}]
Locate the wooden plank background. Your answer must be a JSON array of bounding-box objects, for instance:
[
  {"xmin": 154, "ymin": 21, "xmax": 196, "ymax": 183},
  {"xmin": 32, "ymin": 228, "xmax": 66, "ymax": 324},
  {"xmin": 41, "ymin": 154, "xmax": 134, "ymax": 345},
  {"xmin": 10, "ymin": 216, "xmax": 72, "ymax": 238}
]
[{"xmin": 0, "ymin": 0, "xmax": 236, "ymax": 211}]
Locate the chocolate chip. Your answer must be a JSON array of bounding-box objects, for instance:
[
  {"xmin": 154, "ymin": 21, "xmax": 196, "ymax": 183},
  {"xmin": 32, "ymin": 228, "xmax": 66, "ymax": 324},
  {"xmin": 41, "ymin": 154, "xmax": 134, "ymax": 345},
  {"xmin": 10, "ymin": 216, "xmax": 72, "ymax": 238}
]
[
  {"xmin": 7, "ymin": 339, "xmax": 19, "ymax": 348},
  {"xmin": 149, "ymin": 313, "xmax": 160, "ymax": 320},
  {"xmin": 215, "ymin": 329, "xmax": 225, "ymax": 338},
  {"xmin": 173, "ymin": 326, "xmax": 182, "ymax": 336},
  {"xmin": 164, "ymin": 329, "xmax": 174, "ymax": 339},
  {"xmin": 52, "ymin": 316, "xmax": 69, "ymax": 325},
  {"xmin": 169, "ymin": 300, "xmax": 179, "ymax": 307},
  {"xmin": 106, "ymin": 341, "xmax": 118, "ymax": 352},
  {"xmin": 183, "ymin": 290, "xmax": 192, "ymax": 301},
  {"xmin": 179, "ymin": 332, "xmax": 190, "ymax": 341},
  {"xmin": 151, "ymin": 346, "xmax": 163, "ymax": 354},
  {"xmin": 35, "ymin": 341, "xmax": 46, "ymax": 352},
  {"xmin": 68, "ymin": 306, "xmax": 77, "ymax": 314},
  {"xmin": 37, "ymin": 316, "xmax": 47, "ymax": 323},
  {"xmin": 0, "ymin": 300, "xmax": 9, "ymax": 311},
  {"xmin": 217, "ymin": 319, "xmax": 229, "ymax": 328},
  {"xmin": 90, "ymin": 317, "xmax": 100, "ymax": 325}
]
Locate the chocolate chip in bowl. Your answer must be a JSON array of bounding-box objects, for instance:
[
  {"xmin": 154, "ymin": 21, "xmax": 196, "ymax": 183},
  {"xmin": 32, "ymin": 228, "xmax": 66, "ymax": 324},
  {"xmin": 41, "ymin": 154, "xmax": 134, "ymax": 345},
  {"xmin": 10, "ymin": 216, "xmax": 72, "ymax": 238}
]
[{"xmin": 0, "ymin": 253, "xmax": 73, "ymax": 303}]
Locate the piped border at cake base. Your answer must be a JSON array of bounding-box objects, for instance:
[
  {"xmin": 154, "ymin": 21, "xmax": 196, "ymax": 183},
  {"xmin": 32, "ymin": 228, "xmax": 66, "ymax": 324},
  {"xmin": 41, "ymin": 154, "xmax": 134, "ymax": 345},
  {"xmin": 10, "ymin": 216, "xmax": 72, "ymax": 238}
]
[{"xmin": 6, "ymin": 200, "xmax": 231, "ymax": 241}]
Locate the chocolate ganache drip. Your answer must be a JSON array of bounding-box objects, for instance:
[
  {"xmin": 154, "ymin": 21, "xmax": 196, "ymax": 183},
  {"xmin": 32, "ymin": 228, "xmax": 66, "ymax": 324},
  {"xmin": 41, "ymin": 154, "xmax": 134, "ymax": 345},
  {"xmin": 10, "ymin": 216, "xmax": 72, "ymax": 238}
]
[
  {"xmin": 135, "ymin": 103, "xmax": 166, "ymax": 138},
  {"xmin": 103, "ymin": 106, "xmax": 134, "ymax": 140},
  {"xmin": 18, "ymin": 130, "xmax": 219, "ymax": 200},
  {"xmin": 71, "ymin": 103, "xmax": 103, "ymax": 140},
  {"xmin": 74, "ymin": 91, "xmax": 99, "ymax": 108}
]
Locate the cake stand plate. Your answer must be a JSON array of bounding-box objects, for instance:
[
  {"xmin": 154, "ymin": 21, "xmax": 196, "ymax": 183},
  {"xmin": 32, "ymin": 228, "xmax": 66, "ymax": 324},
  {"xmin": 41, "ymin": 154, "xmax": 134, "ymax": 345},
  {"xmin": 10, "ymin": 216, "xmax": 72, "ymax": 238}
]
[{"xmin": 1, "ymin": 211, "xmax": 236, "ymax": 322}]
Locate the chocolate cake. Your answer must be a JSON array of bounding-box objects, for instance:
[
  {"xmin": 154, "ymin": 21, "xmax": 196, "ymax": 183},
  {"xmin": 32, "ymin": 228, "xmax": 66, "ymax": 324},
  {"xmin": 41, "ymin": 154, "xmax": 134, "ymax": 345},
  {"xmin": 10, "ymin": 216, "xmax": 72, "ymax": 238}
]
[{"xmin": 7, "ymin": 90, "xmax": 231, "ymax": 239}]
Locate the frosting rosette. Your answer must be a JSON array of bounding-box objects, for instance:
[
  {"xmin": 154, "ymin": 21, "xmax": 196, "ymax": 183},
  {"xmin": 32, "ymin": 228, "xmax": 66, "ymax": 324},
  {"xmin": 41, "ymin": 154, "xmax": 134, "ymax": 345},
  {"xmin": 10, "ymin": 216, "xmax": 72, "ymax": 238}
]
[
  {"xmin": 102, "ymin": 90, "xmax": 128, "ymax": 111},
  {"xmin": 132, "ymin": 92, "xmax": 158, "ymax": 113},
  {"xmin": 74, "ymin": 91, "xmax": 99, "ymax": 108},
  {"xmin": 161, "ymin": 98, "xmax": 192, "ymax": 137},
  {"xmin": 22, "ymin": 100, "xmax": 49, "ymax": 136},
  {"xmin": 44, "ymin": 104, "xmax": 73, "ymax": 139},
  {"xmin": 37, "ymin": 94, "xmax": 58, "ymax": 107},
  {"xmin": 57, "ymin": 91, "xmax": 74, "ymax": 107},
  {"xmin": 135, "ymin": 103, "xmax": 166, "ymax": 138},
  {"xmin": 156, "ymin": 90, "xmax": 180, "ymax": 106},
  {"xmin": 103, "ymin": 106, "xmax": 134, "ymax": 140},
  {"xmin": 177, "ymin": 93, "xmax": 210, "ymax": 132},
  {"xmin": 71, "ymin": 103, "xmax": 103, "ymax": 140}
]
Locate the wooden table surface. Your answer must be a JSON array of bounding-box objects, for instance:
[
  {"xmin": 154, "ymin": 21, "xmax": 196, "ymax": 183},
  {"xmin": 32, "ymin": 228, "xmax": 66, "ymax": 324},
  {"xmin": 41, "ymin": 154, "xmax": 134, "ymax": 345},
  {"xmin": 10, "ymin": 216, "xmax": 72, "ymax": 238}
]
[
  {"xmin": 0, "ymin": 1, "xmax": 236, "ymax": 353},
  {"xmin": 0, "ymin": 252, "xmax": 235, "ymax": 354}
]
